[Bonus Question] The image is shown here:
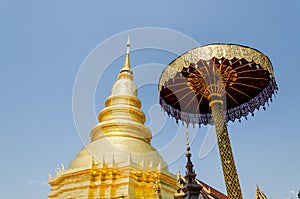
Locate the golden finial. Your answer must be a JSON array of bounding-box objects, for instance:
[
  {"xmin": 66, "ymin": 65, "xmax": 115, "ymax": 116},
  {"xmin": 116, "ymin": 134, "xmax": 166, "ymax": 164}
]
[
  {"xmin": 118, "ymin": 35, "xmax": 133, "ymax": 79},
  {"xmin": 120, "ymin": 36, "xmax": 131, "ymax": 70},
  {"xmin": 91, "ymin": 156, "xmax": 96, "ymax": 167}
]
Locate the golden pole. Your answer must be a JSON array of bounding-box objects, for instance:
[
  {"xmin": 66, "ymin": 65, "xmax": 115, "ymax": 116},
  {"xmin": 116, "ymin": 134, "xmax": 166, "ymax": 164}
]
[{"xmin": 210, "ymin": 100, "xmax": 243, "ymax": 199}]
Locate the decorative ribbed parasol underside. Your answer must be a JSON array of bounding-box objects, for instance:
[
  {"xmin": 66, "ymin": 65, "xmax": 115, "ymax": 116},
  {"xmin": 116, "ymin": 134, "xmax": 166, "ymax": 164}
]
[{"xmin": 159, "ymin": 44, "xmax": 278, "ymax": 125}]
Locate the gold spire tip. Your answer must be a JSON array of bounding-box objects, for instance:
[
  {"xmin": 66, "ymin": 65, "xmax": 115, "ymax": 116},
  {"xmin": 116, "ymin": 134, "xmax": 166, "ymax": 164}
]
[
  {"xmin": 122, "ymin": 36, "xmax": 131, "ymax": 70},
  {"xmin": 118, "ymin": 36, "xmax": 132, "ymax": 79}
]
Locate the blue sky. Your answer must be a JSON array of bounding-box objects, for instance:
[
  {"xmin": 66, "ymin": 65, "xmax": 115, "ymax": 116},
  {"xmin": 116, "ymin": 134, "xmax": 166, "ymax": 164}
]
[{"xmin": 0, "ymin": 1, "xmax": 300, "ymax": 199}]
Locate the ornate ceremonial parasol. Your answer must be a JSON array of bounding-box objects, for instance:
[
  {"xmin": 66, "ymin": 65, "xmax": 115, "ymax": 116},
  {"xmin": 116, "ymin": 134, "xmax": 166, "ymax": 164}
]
[{"xmin": 159, "ymin": 44, "xmax": 278, "ymax": 198}]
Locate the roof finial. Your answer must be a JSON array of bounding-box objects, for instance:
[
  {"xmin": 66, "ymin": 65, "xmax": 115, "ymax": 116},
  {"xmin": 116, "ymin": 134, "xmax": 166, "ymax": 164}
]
[
  {"xmin": 185, "ymin": 127, "xmax": 196, "ymax": 184},
  {"xmin": 181, "ymin": 126, "xmax": 202, "ymax": 197},
  {"xmin": 119, "ymin": 35, "xmax": 133, "ymax": 79}
]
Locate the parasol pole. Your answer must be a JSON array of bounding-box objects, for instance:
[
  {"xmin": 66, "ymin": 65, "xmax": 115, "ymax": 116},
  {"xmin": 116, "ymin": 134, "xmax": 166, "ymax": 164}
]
[{"xmin": 209, "ymin": 97, "xmax": 243, "ymax": 199}]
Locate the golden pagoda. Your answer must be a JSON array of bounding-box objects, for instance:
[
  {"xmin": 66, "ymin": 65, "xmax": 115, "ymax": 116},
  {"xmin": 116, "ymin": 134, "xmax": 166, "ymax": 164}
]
[{"xmin": 48, "ymin": 37, "xmax": 178, "ymax": 199}]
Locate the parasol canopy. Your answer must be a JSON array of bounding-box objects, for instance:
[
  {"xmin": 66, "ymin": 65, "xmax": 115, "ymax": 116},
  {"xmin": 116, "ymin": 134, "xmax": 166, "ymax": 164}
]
[{"xmin": 159, "ymin": 44, "xmax": 278, "ymax": 126}]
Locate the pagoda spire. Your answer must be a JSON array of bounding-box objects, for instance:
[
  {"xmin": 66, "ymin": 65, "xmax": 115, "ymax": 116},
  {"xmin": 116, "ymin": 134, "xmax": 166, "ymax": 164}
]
[
  {"xmin": 119, "ymin": 36, "xmax": 133, "ymax": 79},
  {"xmin": 90, "ymin": 37, "xmax": 152, "ymax": 143}
]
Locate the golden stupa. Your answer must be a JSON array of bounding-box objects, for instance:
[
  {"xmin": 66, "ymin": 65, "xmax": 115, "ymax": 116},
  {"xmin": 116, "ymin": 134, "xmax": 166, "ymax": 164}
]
[{"xmin": 48, "ymin": 37, "xmax": 178, "ymax": 199}]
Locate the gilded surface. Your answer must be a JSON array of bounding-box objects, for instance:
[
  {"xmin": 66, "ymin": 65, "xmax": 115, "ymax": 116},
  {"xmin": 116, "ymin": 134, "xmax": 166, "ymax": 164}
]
[
  {"xmin": 211, "ymin": 102, "xmax": 243, "ymax": 199},
  {"xmin": 159, "ymin": 44, "xmax": 274, "ymax": 92},
  {"xmin": 48, "ymin": 156, "xmax": 177, "ymax": 199},
  {"xmin": 159, "ymin": 43, "xmax": 278, "ymax": 125}
]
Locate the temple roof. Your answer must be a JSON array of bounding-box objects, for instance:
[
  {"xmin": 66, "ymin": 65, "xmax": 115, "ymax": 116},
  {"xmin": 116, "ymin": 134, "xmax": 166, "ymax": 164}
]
[{"xmin": 175, "ymin": 148, "xmax": 227, "ymax": 199}]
